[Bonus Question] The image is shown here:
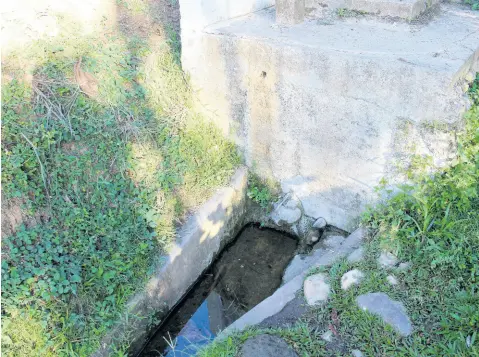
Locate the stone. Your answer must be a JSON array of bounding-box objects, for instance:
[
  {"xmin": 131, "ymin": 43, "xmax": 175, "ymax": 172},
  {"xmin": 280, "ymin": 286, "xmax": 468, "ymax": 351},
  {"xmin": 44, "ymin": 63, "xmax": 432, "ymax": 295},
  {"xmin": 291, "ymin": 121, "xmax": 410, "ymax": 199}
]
[
  {"xmin": 321, "ymin": 330, "xmax": 333, "ymax": 342},
  {"xmin": 304, "ymin": 273, "xmax": 330, "ymax": 305},
  {"xmin": 239, "ymin": 334, "xmax": 298, "ymax": 357},
  {"xmin": 305, "ymin": 229, "xmax": 320, "ymax": 245},
  {"xmin": 312, "ymin": 217, "xmax": 327, "ymax": 229},
  {"xmin": 351, "ymin": 350, "xmax": 364, "ymax": 357},
  {"xmin": 341, "ymin": 269, "xmax": 365, "ymax": 290},
  {"xmin": 356, "ymin": 293, "xmax": 413, "ymax": 336},
  {"xmin": 276, "ymin": 0, "xmax": 305, "ymax": 26},
  {"xmin": 387, "ymin": 275, "xmax": 398, "ymax": 286},
  {"xmin": 398, "ymin": 262, "xmax": 412, "ymax": 271},
  {"xmin": 271, "ymin": 205, "xmax": 302, "ymax": 225},
  {"xmin": 378, "ymin": 251, "xmax": 399, "ymax": 268},
  {"xmin": 347, "ymin": 247, "xmax": 364, "ymax": 263}
]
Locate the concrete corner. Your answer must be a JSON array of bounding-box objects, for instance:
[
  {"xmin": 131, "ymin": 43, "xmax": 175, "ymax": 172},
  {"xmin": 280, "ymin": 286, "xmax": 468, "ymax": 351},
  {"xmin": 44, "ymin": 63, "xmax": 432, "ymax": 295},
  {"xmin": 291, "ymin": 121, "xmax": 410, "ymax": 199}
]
[{"xmin": 276, "ymin": 0, "xmax": 305, "ymax": 25}]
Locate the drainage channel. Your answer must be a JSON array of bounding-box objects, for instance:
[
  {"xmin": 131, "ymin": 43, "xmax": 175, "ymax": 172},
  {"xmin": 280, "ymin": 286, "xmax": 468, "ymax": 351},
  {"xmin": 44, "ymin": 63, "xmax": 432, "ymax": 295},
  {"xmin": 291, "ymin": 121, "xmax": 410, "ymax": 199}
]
[{"xmin": 138, "ymin": 224, "xmax": 297, "ymax": 357}]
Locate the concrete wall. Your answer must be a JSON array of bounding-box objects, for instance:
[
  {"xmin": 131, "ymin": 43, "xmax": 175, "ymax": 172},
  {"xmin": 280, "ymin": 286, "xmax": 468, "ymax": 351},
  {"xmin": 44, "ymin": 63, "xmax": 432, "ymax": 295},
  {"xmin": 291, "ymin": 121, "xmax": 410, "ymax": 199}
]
[
  {"xmin": 180, "ymin": 3, "xmax": 479, "ymax": 230},
  {"xmin": 93, "ymin": 167, "xmax": 249, "ymax": 356},
  {"xmin": 179, "ymin": 0, "xmax": 274, "ymax": 74}
]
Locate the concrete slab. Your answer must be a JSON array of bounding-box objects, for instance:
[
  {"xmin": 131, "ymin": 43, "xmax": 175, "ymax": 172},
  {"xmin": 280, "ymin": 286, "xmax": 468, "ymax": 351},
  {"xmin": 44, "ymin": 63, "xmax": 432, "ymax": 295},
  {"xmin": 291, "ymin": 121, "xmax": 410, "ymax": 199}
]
[
  {"xmin": 307, "ymin": 0, "xmax": 441, "ymax": 20},
  {"xmin": 183, "ymin": 4, "xmax": 478, "ymax": 230},
  {"xmin": 283, "ymin": 227, "xmax": 367, "ymax": 283},
  {"xmin": 277, "ymin": 0, "xmax": 306, "ymax": 25}
]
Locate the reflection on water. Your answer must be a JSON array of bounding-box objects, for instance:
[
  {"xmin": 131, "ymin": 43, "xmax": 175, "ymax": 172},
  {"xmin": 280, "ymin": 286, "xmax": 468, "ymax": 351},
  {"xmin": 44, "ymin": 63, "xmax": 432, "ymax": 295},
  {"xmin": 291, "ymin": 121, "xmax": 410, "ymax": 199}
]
[
  {"xmin": 140, "ymin": 225, "xmax": 297, "ymax": 357},
  {"xmin": 163, "ymin": 300, "xmax": 213, "ymax": 356}
]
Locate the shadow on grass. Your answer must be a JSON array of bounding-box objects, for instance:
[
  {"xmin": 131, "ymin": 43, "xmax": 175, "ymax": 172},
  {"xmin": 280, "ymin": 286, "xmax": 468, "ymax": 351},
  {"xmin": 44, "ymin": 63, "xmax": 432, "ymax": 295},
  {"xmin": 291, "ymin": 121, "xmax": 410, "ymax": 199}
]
[{"xmin": 1, "ymin": 0, "xmax": 239, "ymax": 355}]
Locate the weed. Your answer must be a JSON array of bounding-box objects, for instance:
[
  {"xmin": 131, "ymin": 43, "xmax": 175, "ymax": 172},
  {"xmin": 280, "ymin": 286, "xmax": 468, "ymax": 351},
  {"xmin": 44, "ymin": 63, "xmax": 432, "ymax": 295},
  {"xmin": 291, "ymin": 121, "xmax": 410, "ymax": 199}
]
[
  {"xmin": 465, "ymin": 0, "xmax": 479, "ymax": 10},
  {"xmin": 1, "ymin": 2, "xmax": 238, "ymax": 356},
  {"xmin": 246, "ymin": 174, "xmax": 277, "ymax": 210},
  {"xmin": 337, "ymin": 8, "xmax": 368, "ymax": 18}
]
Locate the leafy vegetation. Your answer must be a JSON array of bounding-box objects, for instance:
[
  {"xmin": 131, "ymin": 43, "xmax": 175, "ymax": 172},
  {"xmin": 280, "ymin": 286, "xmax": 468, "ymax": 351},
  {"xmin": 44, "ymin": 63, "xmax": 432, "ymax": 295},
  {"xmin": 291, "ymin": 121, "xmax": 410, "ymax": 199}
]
[
  {"xmin": 199, "ymin": 76, "xmax": 479, "ymax": 356},
  {"xmin": 246, "ymin": 174, "xmax": 277, "ymax": 210},
  {"xmin": 1, "ymin": 2, "xmax": 238, "ymax": 356},
  {"xmin": 465, "ymin": 0, "xmax": 479, "ymax": 10}
]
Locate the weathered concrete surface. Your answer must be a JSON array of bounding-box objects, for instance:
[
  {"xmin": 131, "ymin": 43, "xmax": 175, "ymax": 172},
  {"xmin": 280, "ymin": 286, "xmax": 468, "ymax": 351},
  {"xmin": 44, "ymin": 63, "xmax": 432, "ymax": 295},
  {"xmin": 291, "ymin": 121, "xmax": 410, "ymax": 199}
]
[
  {"xmin": 181, "ymin": 3, "xmax": 479, "ymax": 230},
  {"xmin": 92, "ymin": 167, "xmax": 249, "ymax": 356},
  {"xmin": 221, "ymin": 273, "xmax": 305, "ymax": 335},
  {"xmin": 347, "ymin": 247, "xmax": 365, "ymax": 263},
  {"xmin": 259, "ymin": 296, "xmax": 309, "ymax": 328},
  {"xmin": 283, "ymin": 227, "xmax": 367, "ymax": 283},
  {"xmin": 357, "ymin": 292, "xmax": 413, "ymax": 336},
  {"xmin": 277, "ymin": 0, "xmax": 305, "ymax": 25},
  {"xmin": 306, "ymin": 0, "xmax": 440, "ymax": 20},
  {"xmin": 239, "ymin": 334, "xmax": 298, "ymax": 357}
]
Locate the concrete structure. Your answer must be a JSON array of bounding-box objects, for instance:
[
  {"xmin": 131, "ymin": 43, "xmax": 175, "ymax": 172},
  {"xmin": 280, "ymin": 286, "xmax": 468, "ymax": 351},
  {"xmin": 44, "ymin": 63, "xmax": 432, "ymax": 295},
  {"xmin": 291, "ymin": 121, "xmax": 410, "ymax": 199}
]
[
  {"xmin": 179, "ymin": 1, "xmax": 479, "ymax": 230},
  {"xmin": 277, "ymin": 0, "xmax": 305, "ymax": 25},
  {"xmin": 306, "ymin": 0, "xmax": 441, "ymax": 20},
  {"xmin": 221, "ymin": 227, "xmax": 366, "ymax": 334},
  {"xmin": 93, "ymin": 167, "xmax": 248, "ymax": 356}
]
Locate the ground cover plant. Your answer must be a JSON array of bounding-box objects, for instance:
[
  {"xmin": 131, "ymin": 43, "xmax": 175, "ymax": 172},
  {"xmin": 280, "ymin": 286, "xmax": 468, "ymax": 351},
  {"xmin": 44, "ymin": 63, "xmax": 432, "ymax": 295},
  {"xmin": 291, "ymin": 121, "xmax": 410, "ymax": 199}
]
[{"xmin": 1, "ymin": 1, "xmax": 239, "ymax": 356}]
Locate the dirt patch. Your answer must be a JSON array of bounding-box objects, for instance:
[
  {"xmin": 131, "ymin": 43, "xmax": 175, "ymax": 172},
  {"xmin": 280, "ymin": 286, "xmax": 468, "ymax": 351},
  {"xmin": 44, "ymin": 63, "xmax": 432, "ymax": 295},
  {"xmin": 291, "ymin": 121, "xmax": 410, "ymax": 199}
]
[
  {"xmin": 1, "ymin": 197, "xmax": 49, "ymax": 237},
  {"xmin": 215, "ymin": 225, "xmax": 297, "ymax": 310},
  {"xmin": 117, "ymin": 0, "xmax": 180, "ymax": 42}
]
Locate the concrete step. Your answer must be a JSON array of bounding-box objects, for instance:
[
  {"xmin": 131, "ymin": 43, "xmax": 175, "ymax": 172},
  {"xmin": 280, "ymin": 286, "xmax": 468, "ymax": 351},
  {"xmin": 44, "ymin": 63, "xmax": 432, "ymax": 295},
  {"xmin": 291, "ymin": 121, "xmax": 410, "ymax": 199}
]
[
  {"xmin": 306, "ymin": 0, "xmax": 440, "ymax": 20},
  {"xmin": 183, "ymin": 3, "xmax": 478, "ymax": 230}
]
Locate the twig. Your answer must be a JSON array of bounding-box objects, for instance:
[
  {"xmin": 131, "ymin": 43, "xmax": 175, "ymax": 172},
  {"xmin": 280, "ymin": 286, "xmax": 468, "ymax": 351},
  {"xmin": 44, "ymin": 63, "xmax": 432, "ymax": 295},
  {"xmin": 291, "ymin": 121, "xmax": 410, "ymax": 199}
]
[{"xmin": 20, "ymin": 132, "xmax": 50, "ymax": 203}]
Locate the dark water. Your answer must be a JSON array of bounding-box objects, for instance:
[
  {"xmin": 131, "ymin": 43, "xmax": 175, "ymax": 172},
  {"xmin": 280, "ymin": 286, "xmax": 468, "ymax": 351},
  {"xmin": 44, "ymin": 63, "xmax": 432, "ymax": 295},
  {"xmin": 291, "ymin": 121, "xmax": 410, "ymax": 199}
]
[{"xmin": 139, "ymin": 225, "xmax": 297, "ymax": 357}]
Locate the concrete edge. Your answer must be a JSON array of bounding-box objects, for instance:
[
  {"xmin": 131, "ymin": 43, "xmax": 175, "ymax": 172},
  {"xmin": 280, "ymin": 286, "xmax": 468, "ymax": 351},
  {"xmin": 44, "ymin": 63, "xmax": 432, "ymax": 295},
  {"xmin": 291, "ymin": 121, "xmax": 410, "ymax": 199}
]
[
  {"xmin": 220, "ymin": 273, "xmax": 305, "ymax": 337},
  {"xmin": 91, "ymin": 166, "xmax": 249, "ymax": 357},
  {"xmin": 219, "ymin": 227, "xmax": 367, "ymax": 336}
]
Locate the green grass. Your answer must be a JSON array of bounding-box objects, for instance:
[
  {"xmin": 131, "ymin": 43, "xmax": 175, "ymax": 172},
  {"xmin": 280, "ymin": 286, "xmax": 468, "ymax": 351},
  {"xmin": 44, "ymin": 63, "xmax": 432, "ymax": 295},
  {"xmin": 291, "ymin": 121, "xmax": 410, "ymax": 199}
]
[
  {"xmin": 1, "ymin": 3, "xmax": 238, "ymax": 356},
  {"xmin": 197, "ymin": 324, "xmax": 326, "ymax": 357},
  {"xmin": 198, "ymin": 76, "xmax": 479, "ymax": 356},
  {"xmin": 465, "ymin": 0, "xmax": 479, "ymax": 10},
  {"xmin": 246, "ymin": 173, "xmax": 278, "ymax": 210}
]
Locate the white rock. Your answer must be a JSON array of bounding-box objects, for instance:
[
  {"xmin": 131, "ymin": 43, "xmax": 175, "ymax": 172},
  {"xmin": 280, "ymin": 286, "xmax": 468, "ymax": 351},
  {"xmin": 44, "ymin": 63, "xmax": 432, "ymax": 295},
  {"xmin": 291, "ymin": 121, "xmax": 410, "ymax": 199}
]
[
  {"xmin": 312, "ymin": 217, "xmax": 327, "ymax": 229},
  {"xmin": 306, "ymin": 229, "xmax": 320, "ymax": 245},
  {"xmin": 351, "ymin": 350, "xmax": 364, "ymax": 357},
  {"xmin": 398, "ymin": 262, "xmax": 412, "ymax": 270},
  {"xmin": 387, "ymin": 275, "xmax": 398, "ymax": 285},
  {"xmin": 378, "ymin": 251, "xmax": 399, "ymax": 268},
  {"xmin": 321, "ymin": 330, "xmax": 333, "ymax": 342},
  {"xmin": 347, "ymin": 247, "xmax": 364, "ymax": 263},
  {"xmin": 284, "ymin": 195, "xmax": 301, "ymax": 209},
  {"xmin": 304, "ymin": 273, "xmax": 330, "ymax": 305},
  {"xmin": 271, "ymin": 205, "xmax": 302, "ymax": 225},
  {"xmin": 341, "ymin": 269, "xmax": 365, "ymax": 290}
]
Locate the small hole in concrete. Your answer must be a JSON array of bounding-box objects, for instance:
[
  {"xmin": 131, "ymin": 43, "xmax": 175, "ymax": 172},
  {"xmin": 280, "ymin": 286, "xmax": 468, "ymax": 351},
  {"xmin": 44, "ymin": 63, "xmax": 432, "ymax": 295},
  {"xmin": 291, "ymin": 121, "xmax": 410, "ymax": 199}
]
[{"xmin": 261, "ymin": 71, "xmax": 267, "ymax": 78}]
